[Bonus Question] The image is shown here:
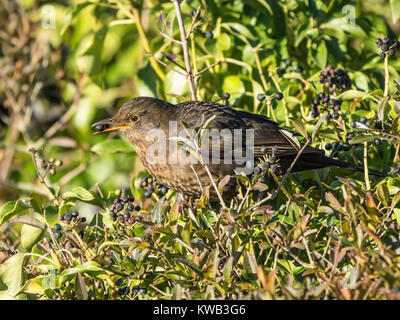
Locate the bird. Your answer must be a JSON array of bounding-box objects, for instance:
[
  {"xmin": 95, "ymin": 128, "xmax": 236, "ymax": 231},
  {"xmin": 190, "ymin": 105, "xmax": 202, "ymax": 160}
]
[{"xmin": 92, "ymin": 97, "xmax": 383, "ymax": 200}]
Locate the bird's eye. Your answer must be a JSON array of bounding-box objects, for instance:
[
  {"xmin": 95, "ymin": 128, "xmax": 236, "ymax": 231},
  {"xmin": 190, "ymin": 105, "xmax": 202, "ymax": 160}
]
[{"xmin": 129, "ymin": 115, "xmax": 140, "ymax": 123}]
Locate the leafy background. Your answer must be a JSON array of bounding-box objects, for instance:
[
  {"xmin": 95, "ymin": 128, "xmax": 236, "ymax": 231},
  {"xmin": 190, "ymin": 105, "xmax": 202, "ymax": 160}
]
[{"xmin": 1, "ymin": 0, "xmax": 400, "ymax": 299}]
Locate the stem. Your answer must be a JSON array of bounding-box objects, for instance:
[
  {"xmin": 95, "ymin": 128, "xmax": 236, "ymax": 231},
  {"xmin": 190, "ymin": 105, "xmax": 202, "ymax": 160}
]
[
  {"xmin": 172, "ymin": 0, "xmax": 197, "ymax": 101},
  {"xmin": 131, "ymin": 6, "xmax": 165, "ymax": 81},
  {"xmin": 384, "ymin": 53, "xmax": 389, "ymax": 97},
  {"xmin": 364, "ymin": 142, "xmax": 371, "ymax": 191}
]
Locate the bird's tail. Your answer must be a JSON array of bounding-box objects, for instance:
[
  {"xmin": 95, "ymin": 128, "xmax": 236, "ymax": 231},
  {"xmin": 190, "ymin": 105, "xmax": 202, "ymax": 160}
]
[
  {"xmin": 289, "ymin": 153, "xmax": 386, "ymax": 177},
  {"xmin": 325, "ymin": 157, "xmax": 386, "ymax": 177}
]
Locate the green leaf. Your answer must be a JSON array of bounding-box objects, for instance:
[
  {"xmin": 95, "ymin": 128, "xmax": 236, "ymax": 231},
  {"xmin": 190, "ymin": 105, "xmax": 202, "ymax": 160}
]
[
  {"xmin": 91, "ymin": 139, "xmax": 134, "ymax": 155},
  {"xmin": 0, "ymin": 254, "xmax": 27, "ymax": 300},
  {"xmin": 312, "ymin": 113, "xmax": 328, "ymax": 142},
  {"xmin": 44, "ymin": 206, "xmax": 59, "ymax": 227},
  {"xmin": 290, "ymin": 118, "xmax": 308, "ymax": 139},
  {"xmin": 222, "ymin": 75, "xmax": 245, "ymax": 100},
  {"xmin": 349, "ymin": 135, "xmax": 379, "ymax": 145},
  {"xmin": 151, "ymin": 197, "xmax": 165, "ymax": 223},
  {"xmin": 338, "ymin": 89, "xmax": 368, "ymax": 100},
  {"xmin": 315, "ymin": 40, "xmax": 327, "ymax": 69},
  {"xmin": 21, "ymin": 224, "xmax": 44, "ymax": 251},
  {"xmin": 75, "ymin": 272, "xmax": 88, "ymax": 300},
  {"xmin": 0, "ymin": 200, "xmax": 29, "ymax": 225},
  {"xmin": 62, "ymin": 187, "xmax": 94, "ymax": 201},
  {"xmin": 390, "ymin": 0, "xmax": 400, "ymax": 24},
  {"xmin": 216, "ymin": 33, "xmax": 232, "ymax": 51}
]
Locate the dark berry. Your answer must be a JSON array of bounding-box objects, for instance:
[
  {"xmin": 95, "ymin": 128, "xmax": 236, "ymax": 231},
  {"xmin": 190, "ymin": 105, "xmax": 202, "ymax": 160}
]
[
  {"xmin": 135, "ymin": 205, "xmax": 141, "ymax": 212},
  {"xmin": 71, "ymin": 211, "xmax": 79, "ymax": 218},
  {"xmin": 270, "ymin": 164, "xmax": 278, "ymax": 173},
  {"xmin": 205, "ymin": 31, "xmax": 213, "ymax": 39},
  {"xmin": 261, "ymin": 162, "xmax": 269, "ymax": 170},
  {"xmin": 318, "ymin": 92, "xmax": 326, "ymax": 100},
  {"xmin": 120, "ymin": 196, "xmax": 128, "ymax": 203},
  {"xmin": 54, "ymin": 231, "xmax": 61, "ymax": 239},
  {"xmin": 389, "ymin": 49, "xmax": 396, "ymax": 56},
  {"xmin": 342, "ymin": 143, "xmax": 351, "ymax": 151},
  {"xmin": 64, "ymin": 213, "xmax": 72, "ymax": 221},
  {"xmin": 312, "ymin": 98, "xmax": 320, "ymax": 106},
  {"xmin": 223, "ymin": 92, "xmax": 230, "ymax": 100},
  {"xmin": 274, "ymin": 92, "xmax": 283, "ymax": 100},
  {"xmin": 374, "ymin": 139, "xmax": 381, "ymax": 146},
  {"xmin": 381, "ymin": 44, "xmax": 389, "ymax": 52},
  {"xmin": 326, "ymin": 113, "xmax": 332, "ymax": 120},
  {"xmin": 360, "ymin": 117, "xmax": 368, "ymax": 124},
  {"xmin": 53, "ymin": 223, "xmax": 61, "ymax": 231},
  {"xmin": 296, "ymin": 66, "xmax": 303, "ymax": 73},
  {"xmin": 253, "ymin": 166, "xmax": 261, "ymax": 175},
  {"xmin": 277, "ymin": 69, "xmax": 285, "ymax": 77},
  {"xmin": 374, "ymin": 120, "xmax": 383, "ymax": 130},
  {"xmin": 117, "ymin": 287, "xmax": 130, "ymax": 296},
  {"xmin": 127, "ymin": 203, "xmax": 134, "ymax": 211},
  {"xmin": 332, "ymin": 112, "xmax": 340, "ymax": 119},
  {"xmin": 379, "ymin": 52, "xmax": 386, "ymax": 59},
  {"xmin": 285, "ymin": 59, "xmax": 292, "ymax": 66},
  {"xmin": 114, "ymin": 202, "xmax": 123, "ymax": 211},
  {"xmin": 160, "ymin": 186, "xmax": 168, "ymax": 194},
  {"xmin": 260, "ymin": 147, "xmax": 268, "ymax": 154},
  {"xmin": 257, "ymin": 93, "xmax": 265, "ymax": 101},
  {"xmin": 80, "ymin": 217, "xmax": 86, "ymax": 223},
  {"xmin": 350, "ymin": 121, "xmax": 357, "ymax": 128},
  {"xmin": 376, "ymin": 38, "xmax": 383, "ymax": 46},
  {"xmin": 325, "ymin": 143, "xmax": 333, "ymax": 151},
  {"xmin": 346, "ymin": 132, "xmax": 355, "ymax": 140},
  {"xmin": 383, "ymin": 36, "xmax": 390, "ymax": 44},
  {"xmin": 336, "ymin": 144, "xmax": 343, "ymax": 151},
  {"xmin": 59, "ymin": 215, "xmax": 65, "ymax": 221}
]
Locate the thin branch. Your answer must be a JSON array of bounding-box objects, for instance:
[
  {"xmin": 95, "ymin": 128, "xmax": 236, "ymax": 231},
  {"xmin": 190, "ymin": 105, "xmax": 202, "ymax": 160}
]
[
  {"xmin": 186, "ymin": 6, "xmax": 201, "ymax": 39},
  {"xmin": 144, "ymin": 50, "xmax": 187, "ymax": 76},
  {"xmin": 172, "ymin": 0, "xmax": 197, "ymax": 100},
  {"xmin": 195, "ymin": 61, "xmax": 221, "ymax": 77},
  {"xmin": 159, "ymin": 30, "xmax": 182, "ymax": 44}
]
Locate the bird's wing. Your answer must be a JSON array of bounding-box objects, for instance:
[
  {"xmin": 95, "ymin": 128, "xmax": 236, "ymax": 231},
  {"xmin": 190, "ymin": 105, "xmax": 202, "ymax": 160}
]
[{"xmin": 174, "ymin": 101, "xmax": 323, "ymax": 160}]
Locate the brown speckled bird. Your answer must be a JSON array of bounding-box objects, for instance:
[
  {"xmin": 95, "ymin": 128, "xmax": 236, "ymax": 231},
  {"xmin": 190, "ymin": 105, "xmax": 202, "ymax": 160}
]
[{"xmin": 92, "ymin": 97, "xmax": 383, "ymax": 200}]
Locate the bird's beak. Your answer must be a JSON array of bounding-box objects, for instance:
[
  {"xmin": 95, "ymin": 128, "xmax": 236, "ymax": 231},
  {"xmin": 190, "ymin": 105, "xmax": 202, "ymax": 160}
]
[{"xmin": 91, "ymin": 118, "xmax": 130, "ymax": 135}]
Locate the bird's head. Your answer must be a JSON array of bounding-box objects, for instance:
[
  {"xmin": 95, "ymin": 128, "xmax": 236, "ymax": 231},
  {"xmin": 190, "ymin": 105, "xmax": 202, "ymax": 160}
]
[{"xmin": 92, "ymin": 97, "xmax": 173, "ymax": 136}]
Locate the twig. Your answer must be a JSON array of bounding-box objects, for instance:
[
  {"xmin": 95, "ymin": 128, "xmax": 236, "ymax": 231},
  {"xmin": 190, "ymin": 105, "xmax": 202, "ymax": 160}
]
[
  {"xmin": 363, "ymin": 142, "xmax": 371, "ymax": 191},
  {"xmin": 144, "ymin": 50, "xmax": 186, "ymax": 76},
  {"xmin": 172, "ymin": 0, "xmax": 197, "ymax": 100},
  {"xmin": 159, "ymin": 30, "xmax": 182, "ymax": 45},
  {"xmin": 195, "ymin": 61, "xmax": 221, "ymax": 77},
  {"xmin": 186, "ymin": 7, "xmax": 201, "ymax": 39},
  {"xmin": 384, "ymin": 53, "xmax": 389, "ymax": 97}
]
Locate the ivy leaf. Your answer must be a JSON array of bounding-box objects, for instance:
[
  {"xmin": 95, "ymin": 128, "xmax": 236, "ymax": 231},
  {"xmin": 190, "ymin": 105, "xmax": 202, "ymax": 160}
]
[
  {"xmin": 91, "ymin": 139, "xmax": 134, "ymax": 155},
  {"xmin": 62, "ymin": 187, "xmax": 95, "ymax": 201},
  {"xmin": 0, "ymin": 200, "xmax": 29, "ymax": 225}
]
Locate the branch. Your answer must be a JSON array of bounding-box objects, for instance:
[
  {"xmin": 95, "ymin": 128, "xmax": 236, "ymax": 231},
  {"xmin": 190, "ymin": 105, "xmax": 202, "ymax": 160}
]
[
  {"xmin": 172, "ymin": 0, "xmax": 197, "ymax": 100},
  {"xmin": 195, "ymin": 61, "xmax": 221, "ymax": 77},
  {"xmin": 144, "ymin": 50, "xmax": 186, "ymax": 76}
]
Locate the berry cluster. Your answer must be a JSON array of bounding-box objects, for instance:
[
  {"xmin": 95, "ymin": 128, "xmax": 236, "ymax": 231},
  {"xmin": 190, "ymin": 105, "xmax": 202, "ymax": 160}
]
[
  {"xmin": 324, "ymin": 140, "xmax": 352, "ymax": 158},
  {"xmin": 277, "ymin": 59, "xmax": 304, "ymax": 77},
  {"xmin": 350, "ymin": 118, "xmax": 383, "ymax": 146},
  {"xmin": 257, "ymin": 92, "xmax": 283, "ymax": 102},
  {"xmin": 109, "ymin": 195, "xmax": 141, "ymax": 225},
  {"xmin": 58, "ymin": 210, "xmax": 86, "ymax": 225},
  {"xmin": 139, "ymin": 176, "xmax": 168, "ymax": 198},
  {"xmin": 53, "ymin": 223, "xmax": 62, "ymax": 239},
  {"xmin": 41, "ymin": 157, "xmax": 63, "ymax": 176},
  {"xmin": 376, "ymin": 37, "xmax": 399, "ymax": 58},
  {"xmin": 319, "ymin": 66, "xmax": 351, "ymax": 93},
  {"xmin": 254, "ymin": 146, "xmax": 280, "ymax": 175},
  {"xmin": 117, "ymin": 286, "xmax": 147, "ymax": 296},
  {"xmin": 310, "ymin": 92, "xmax": 343, "ymax": 119}
]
